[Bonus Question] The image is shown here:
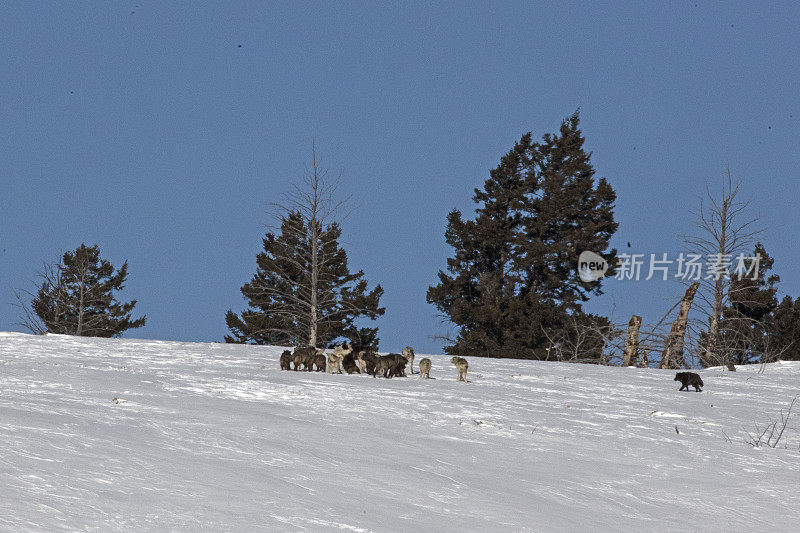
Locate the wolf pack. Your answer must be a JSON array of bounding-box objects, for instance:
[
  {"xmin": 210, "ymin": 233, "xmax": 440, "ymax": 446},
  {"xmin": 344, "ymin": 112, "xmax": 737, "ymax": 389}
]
[
  {"xmin": 279, "ymin": 343, "xmax": 469, "ymax": 382},
  {"xmin": 279, "ymin": 343, "xmax": 705, "ymax": 390}
]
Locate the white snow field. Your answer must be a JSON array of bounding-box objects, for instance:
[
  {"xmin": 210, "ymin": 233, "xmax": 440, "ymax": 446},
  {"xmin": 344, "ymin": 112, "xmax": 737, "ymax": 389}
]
[{"xmin": 1, "ymin": 332, "xmax": 799, "ymax": 532}]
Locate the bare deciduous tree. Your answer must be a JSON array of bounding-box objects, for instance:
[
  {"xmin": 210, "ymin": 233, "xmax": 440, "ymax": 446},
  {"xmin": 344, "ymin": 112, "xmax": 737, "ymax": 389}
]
[
  {"xmin": 683, "ymin": 169, "xmax": 761, "ymax": 367},
  {"xmin": 13, "ymin": 264, "xmax": 59, "ymax": 335},
  {"xmin": 539, "ymin": 312, "xmax": 682, "ymax": 368},
  {"xmin": 541, "ymin": 316, "xmax": 625, "ymax": 365},
  {"xmin": 277, "ymin": 143, "xmax": 348, "ymax": 347}
]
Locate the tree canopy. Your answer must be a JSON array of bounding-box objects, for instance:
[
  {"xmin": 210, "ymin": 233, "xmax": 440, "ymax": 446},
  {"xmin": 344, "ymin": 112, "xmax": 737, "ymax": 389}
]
[
  {"xmin": 427, "ymin": 112, "xmax": 618, "ymax": 359},
  {"xmin": 225, "ymin": 213, "xmax": 384, "ymax": 347},
  {"xmin": 31, "ymin": 244, "xmax": 146, "ymax": 337}
]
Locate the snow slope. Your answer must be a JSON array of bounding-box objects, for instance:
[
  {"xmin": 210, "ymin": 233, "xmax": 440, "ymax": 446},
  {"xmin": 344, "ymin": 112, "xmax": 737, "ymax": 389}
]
[{"xmin": 1, "ymin": 332, "xmax": 798, "ymax": 532}]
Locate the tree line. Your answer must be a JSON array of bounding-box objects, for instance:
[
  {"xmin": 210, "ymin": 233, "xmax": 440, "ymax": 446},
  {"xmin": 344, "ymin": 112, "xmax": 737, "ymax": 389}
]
[{"xmin": 16, "ymin": 113, "xmax": 800, "ymax": 367}]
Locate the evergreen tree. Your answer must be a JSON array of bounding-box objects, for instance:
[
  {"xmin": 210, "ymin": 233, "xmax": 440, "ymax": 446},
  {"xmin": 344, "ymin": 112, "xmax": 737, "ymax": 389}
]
[
  {"xmin": 225, "ymin": 212, "xmax": 384, "ymax": 347},
  {"xmin": 226, "ymin": 149, "xmax": 384, "ymax": 347},
  {"xmin": 717, "ymin": 243, "xmax": 779, "ymax": 365},
  {"xmin": 31, "ymin": 244, "xmax": 146, "ymax": 337},
  {"xmin": 427, "ymin": 135, "xmax": 532, "ymax": 358},
  {"xmin": 427, "ymin": 112, "xmax": 618, "ymax": 359},
  {"xmin": 770, "ymin": 295, "xmax": 800, "ymax": 361}
]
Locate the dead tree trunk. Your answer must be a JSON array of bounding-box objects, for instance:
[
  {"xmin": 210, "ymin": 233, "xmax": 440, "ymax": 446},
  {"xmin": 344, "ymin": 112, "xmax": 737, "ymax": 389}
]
[
  {"xmin": 622, "ymin": 315, "xmax": 642, "ymax": 367},
  {"xmin": 308, "ymin": 147, "xmax": 321, "ymax": 348},
  {"xmin": 684, "ymin": 170, "xmax": 760, "ymax": 368},
  {"xmin": 660, "ymin": 282, "xmax": 700, "ymax": 369},
  {"xmin": 701, "ymin": 240, "xmax": 726, "ymax": 368}
]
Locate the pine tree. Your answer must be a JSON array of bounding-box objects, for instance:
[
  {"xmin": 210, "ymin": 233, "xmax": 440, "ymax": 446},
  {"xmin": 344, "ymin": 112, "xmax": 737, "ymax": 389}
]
[
  {"xmin": 770, "ymin": 295, "xmax": 800, "ymax": 361},
  {"xmin": 427, "ymin": 112, "xmax": 618, "ymax": 359},
  {"xmin": 717, "ymin": 243, "xmax": 779, "ymax": 365},
  {"xmin": 31, "ymin": 244, "xmax": 146, "ymax": 337},
  {"xmin": 225, "ymin": 147, "xmax": 384, "ymax": 347},
  {"xmin": 225, "ymin": 212, "xmax": 384, "ymax": 347},
  {"xmin": 426, "ymin": 134, "xmax": 532, "ymax": 358}
]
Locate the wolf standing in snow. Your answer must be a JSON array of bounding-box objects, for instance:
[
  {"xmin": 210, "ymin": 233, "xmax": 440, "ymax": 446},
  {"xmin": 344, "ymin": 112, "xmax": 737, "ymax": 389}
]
[
  {"xmin": 418, "ymin": 357, "xmax": 431, "ymax": 378},
  {"xmin": 313, "ymin": 353, "xmax": 326, "ymax": 372},
  {"xmin": 342, "ymin": 350, "xmax": 361, "ymax": 374},
  {"xmin": 292, "ymin": 347, "xmax": 317, "ymax": 371},
  {"xmin": 357, "ymin": 351, "xmax": 379, "ymax": 374},
  {"xmin": 389, "ymin": 354, "xmax": 409, "ymax": 377},
  {"xmin": 373, "ymin": 355, "xmax": 406, "ymax": 378},
  {"xmin": 327, "ymin": 343, "xmax": 353, "ymax": 374},
  {"xmin": 401, "ymin": 346, "xmax": 415, "ymax": 375},
  {"xmin": 451, "ymin": 357, "xmax": 468, "ymax": 382},
  {"xmin": 327, "ymin": 352, "xmax": 343, "ymax": 374},
  {"xmin": 674, "ymin": 372, "xmax": 703, "ymax": 392},
  {"xmin": 349, "ymin": 345, "xmax": 373, "ymax": 373}
]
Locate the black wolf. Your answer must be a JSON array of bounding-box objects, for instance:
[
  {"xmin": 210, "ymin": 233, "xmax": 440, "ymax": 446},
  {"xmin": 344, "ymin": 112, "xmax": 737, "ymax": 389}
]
[
  {"xmin": 292, "ymin": 347, "xmax": 317, "ymax": 371},
  {"xmin": 674, "ymin": 372, "xmax": 703, "ymax": 392}
]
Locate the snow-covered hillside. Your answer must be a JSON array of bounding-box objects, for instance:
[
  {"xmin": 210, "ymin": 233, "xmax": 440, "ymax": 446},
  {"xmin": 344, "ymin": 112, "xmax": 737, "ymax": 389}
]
[{"xmin": 1, "ymin": 332, "xmax": 798, "ymax": 532}]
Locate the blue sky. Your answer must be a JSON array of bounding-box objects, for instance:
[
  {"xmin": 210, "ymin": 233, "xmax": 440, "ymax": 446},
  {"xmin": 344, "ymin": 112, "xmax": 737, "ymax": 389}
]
[{"xmin": 1, "ymin": 1, "xmax": 798, "ymax": 353}]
